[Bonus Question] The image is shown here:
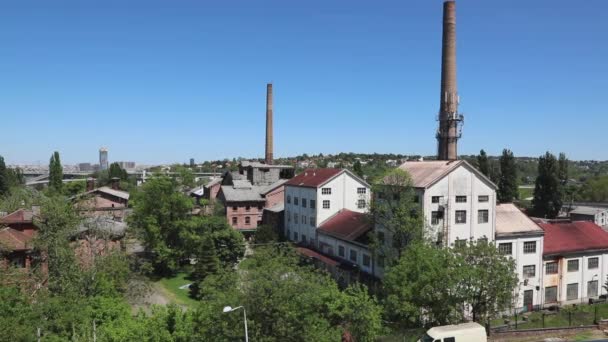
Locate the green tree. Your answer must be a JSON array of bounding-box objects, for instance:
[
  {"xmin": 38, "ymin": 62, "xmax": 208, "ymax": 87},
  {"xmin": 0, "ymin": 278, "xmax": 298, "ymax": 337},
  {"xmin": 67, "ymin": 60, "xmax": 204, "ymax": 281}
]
[
  {"xmin": 558, "ymin": 152, "xmax": 569, "ymax": 186},
  {"xmin": 532, "ymin": 152, "xmax": 563, "ymax": 218},
  {"xmin": 190, "ymin": 235, "xmax": 220, "ymax": 299},
  {"xmin": 128, "ymin": 176, "xmax": 194, "ymax": 275},
  {"xmin": 254, "ymin": 224, "xmax": 279, "ymax": 244},
  {"xmin": 328, "ymin": 284, "xmax": 385, "ymax": 342},
  {"xmin": 49, "ymin": 151, "xmax": 63, "ymax": 192},
  {"xmin": 0, "ymin": 155, "xmax": 9, "ymax": 196},
  {"xmin": 384, "ymin": 242, "xmax": 462, "ymax": 326},
  {"xmin": 353, "ymin": 160, "xmax": 364, "ymax": 179},
  {"xmin": 108, "ymin": 162, "xmax": 128, "ymax": 181},
  {"xmin": 453, "ymin": 239, "xmax": 518, "ymax": 323},
  {"xmin": 498, "ymin": 149, "xmax": 518, "ymax": 203},
  {"xmin": 369, "ymin": 168, "xmax": 425, "ymax": 261},
  {"xmin": 476, "ymin": 149, "xmax": 489, "ymax": 177}
]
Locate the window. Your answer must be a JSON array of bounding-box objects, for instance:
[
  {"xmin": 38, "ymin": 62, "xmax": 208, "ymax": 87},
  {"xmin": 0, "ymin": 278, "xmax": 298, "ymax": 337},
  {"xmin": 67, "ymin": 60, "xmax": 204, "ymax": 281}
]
[
  {"xmin": 245, "ymin": 206, "xmax": 251, "ymax": 212},
  {"xmin": 302, "ymin": 216, "xmax": 307, "ymax": 225},
  {"xmin": 431, "ymin": 196, "xmax": 441, "ymax": 203},
  {"xmin": 294, "ymin": 213, "xmax": 299, "ymax": 224},
  {"xmin": 287, "ymin": 195, "xmax": 291, "ymax": 204},
  {"xmin": 377, "ymin": 231, "xmax": 385, "ymax": 244},
  {"xmin": 588, "ymin": 280, "xmax": 599, "ymax": 298},
  {"xmin": 323, "ymin": 200, "xmax": 330, "ymax": 209},
  {"xmin": 363, "ymin": 254, "xmax": 371, "ymax": 267},
  {"xmin": 9, "ymin": 255, "xmax": 25, "ymax": 268},
  {"xmin": 286, "ymin": 229, "xmax": 291, "ymax": 239},
  {"xmin": 455, "ymin": 210, "xmax": 467, "ymax": 224},
  {"xmin": 294, "ymin": 232, "xmax": 298, "ymax": 240},
  {"xmin": 233, "ymin": 206, "xmax": 238, "ymax": 211},
  {"xmin": 588, "ymin": 257, "xmax": 599, "ymax": 269},
  {"xmin": 523, "ymin": 265, "xmax": 536, "ymax": 279},
  {"xmin": 294, "ymin": 197, "xmax": 299, "ymax": 205},
  {"xmin": 455, "ymin": 196, "xmax": 467, "ymax": 203},
  {"xmin": 357, "ymin": 187, "xmax": 366, "ymax": 194},
  {"xmin": 338, "ymin": 245, "xmax": 345, "ymax": 257},
  {"xmin": 377, "ymin": 256, "xmax": 385, "ymax": 268},
  {"xmin": 310, "ymin": 200, "xmax": 316, "ymax": 209},
  {"xmin": 478, "ymin": 210, "xmax": 489, "ymax": 224},
  {"xmin": 498, "ymin": 243, "xmax": 512, "ymax": 255},
  {"xmin": 545, "ymin": 286, "xmax": 558, "ymax": 303},
  {"xmin": 357, "ymin": 199, "xmax": 366, "ymax": 209},
  {"xmin": 302, "ymin": 199, "xmax": 307, "ymax": 208},
  {"xmin": 546, "ymin": 262, "xmax": 558, "ymax": 274},
  {"xmin": 523, "ymin": 241, "xmax": 536, "ymax": 254},
  {"xmin": 478, "ymin": 195, "xmax": 489, "ymax": 202},
  {"xmin": 302, "ymin": 234, "xmax": 307, "ymax": 243},
  {"xmin": 287, "ymin": 211, "xmax": 291, "ymax": 222},
  {"xmin": 310, "ymin": 217, "xmax": 316, "ymax": 226},
  {"xmin": 232, "ymin": 217, "xmax": 237, "ymax": 225},
  {"xmin": 567, "ymin": 283, "xmax": 579, "ymax": 300},
  {"xmin": 431, "ymin": 211, "xmax": 443, "ymax": 225},
  {"xmin": 349, "ymin": 250, "xmax": 357, "ymax": 262},
  {"xmin": 567, "ymin": 259, "xmax": 579, "ymax": 272},
  {"xmin": 322, "ymin": 188, "xmax": 331, "ymax": 195},
  {"xmin": 454, "ymin": 239, "xmax": 467, "ymax": 248}
]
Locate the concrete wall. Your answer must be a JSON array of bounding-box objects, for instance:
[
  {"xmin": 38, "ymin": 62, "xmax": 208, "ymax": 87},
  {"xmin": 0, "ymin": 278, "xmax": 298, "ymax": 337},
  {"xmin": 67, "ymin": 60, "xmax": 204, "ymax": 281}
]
[
  {"xmin": 317, "ymin": 233, "xmax": 375, "ymax": 276},
  {"xmin": 496, "ymin": 234, "xmax": 544, "ymax": 309},
  {"xmin": 422, "ymin": 164, "xmax": 496, "ymax": 246},
  {"xmin": 542, "ymin": 253, "xmax": 608, "ymax": 306},
  {"xmin": 284, "ymin": 186, "xmax": 317, "ymax": 243}
]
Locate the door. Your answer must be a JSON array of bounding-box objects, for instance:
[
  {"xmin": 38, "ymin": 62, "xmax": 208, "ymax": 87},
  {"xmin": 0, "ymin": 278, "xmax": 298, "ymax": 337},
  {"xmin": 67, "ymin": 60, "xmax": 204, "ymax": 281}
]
[{"xmin": 523, "ymin": 290, "xmax": 533, "ymax": 311}]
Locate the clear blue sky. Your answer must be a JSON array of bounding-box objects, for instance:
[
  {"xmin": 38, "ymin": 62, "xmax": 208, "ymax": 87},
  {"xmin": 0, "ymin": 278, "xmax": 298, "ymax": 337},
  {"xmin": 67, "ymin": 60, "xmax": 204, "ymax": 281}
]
[{"xmin": 1, "ymin": 0, "xmax": 606, "ymax": 165}]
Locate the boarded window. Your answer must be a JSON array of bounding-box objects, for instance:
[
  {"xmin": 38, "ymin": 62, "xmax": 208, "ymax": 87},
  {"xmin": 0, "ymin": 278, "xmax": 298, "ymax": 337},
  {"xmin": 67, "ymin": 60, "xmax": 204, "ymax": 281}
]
[
  {"xmin": 545, "ymin": 286, "xmax": 557, "ymax": 303},
  {"xmin": 478, "ymin": 210, "xmax": 489, "ymax": 224},
  {"xmin": 588, "ymin": 280, "xmax": 599, "ymax": 298},
  {"xmin": 523, "ymin": 265, "xmax": 536, "ymax": 279},
  {"xmin": 567, "ymin": 283, "xmax": 578, "ymax": 300}
]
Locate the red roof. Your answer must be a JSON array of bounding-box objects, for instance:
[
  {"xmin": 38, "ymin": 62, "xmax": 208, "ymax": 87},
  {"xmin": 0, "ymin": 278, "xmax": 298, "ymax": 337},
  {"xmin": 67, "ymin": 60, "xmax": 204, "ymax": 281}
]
[
  {"xmin": 540, "ymin": 221, "xmax": 608, "ymax": 256},
  {"xmin": 0, "ymin": 227, "xmax": 34, "ymax": 251},
  {"xmin": 285, "ymin": 168, "xmax": 343, "ymax": 188},
  {"xmin": 318, "ymin": 209, "xmax": 371, "ymax": 242},
  {"xmin": 0, "ymin": 209, "xmax": 34, "ymax": 225},
  {"xmin": 296, "ymin": 247, "xmax": 340, "ymax": 267}
]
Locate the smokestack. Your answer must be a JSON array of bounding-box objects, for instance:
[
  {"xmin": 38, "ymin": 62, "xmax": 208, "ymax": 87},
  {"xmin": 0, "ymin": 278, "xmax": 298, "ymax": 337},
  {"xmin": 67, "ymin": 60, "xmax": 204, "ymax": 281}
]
[
  {"xmin": 436, "ymin": 1, "xmax": 463, "ymax": 161},
  {"xmin": 265, "ymin": 83, "xmax": 274, "ymax": 165}
]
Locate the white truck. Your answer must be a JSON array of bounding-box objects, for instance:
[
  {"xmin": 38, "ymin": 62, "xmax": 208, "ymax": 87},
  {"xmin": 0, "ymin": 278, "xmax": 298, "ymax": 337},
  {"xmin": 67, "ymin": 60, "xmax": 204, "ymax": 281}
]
[{"xmin": 418, "ymin": 322, "xmax": 487, "ymax": 342}]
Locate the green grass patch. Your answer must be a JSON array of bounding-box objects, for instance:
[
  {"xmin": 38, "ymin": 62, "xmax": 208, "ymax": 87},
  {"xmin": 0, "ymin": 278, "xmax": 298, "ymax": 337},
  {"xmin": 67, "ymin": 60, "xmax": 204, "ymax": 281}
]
[
  {"xmin": 492, "ymin": 303, "xmax": 608, "ymax": 330},
  {"xmin": 518, "ymin": 186, "xmax": 534, "ymax": 201},
  {"xmin": 156, "ymin": 272, "xmax": 199, "ymax": 308}
]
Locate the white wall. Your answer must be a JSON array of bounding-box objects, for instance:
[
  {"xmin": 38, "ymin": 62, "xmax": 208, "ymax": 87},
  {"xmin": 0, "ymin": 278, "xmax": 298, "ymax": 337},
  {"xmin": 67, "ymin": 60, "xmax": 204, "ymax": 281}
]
[
  {"xmin": 422, "ymin": 164, "xmax": 496, "ymax": 246},
  {"xmin": 496, "ymin": 235, "xmax": 544, "ymax": 309},
  {"xmin": 317, "ymin": 233, "xmax": 375, "ymax": 276},
  {"xmin": 284, "ymin": 186, "xmax": 317, "ymax": 243},
  {"xmin": 542, "ymin": 253, "xmax": 608, "ymax": 306}
]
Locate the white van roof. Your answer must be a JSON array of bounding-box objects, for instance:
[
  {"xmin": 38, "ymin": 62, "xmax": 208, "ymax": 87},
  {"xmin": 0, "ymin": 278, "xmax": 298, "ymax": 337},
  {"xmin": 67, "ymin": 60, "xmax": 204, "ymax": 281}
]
[{"xmin": 427, "ymin": 322, "xmax": 485, "ymax": 334}]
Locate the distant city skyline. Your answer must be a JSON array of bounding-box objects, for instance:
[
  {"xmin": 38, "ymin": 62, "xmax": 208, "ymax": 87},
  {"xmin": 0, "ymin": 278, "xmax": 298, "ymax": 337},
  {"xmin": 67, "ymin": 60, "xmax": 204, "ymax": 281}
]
[{"xmin": 1, "ymin": 0, "xmax": 606, "ymax": 164}]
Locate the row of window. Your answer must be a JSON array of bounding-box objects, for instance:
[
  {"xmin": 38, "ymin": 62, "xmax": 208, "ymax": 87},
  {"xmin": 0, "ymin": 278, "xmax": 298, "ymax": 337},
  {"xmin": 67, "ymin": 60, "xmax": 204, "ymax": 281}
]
[
  {"xmin": 431, "ymin": 209, "xmax": 489, "ymax": 225},
  {"xmin": 337, "ymin": 245, "xmax": 375, "ymax": 267},
  {"xmin": 232, "ymin": 216, "xmax": 254, "ymax": 225},
  {"xmin": 286, "ymin": 212, "xmax": 317, "ymax": 226},
  {"xmin": 545, "ymin": 281, "xmax": 599, "ymax": 303},
  {"xmin": 232, "ymin": 204, "xmax": 264, "ymax": 212},
  {"xmin": 498, "ymin": 241, "xmax": 537, "ymax": 255},
  {"xmin": 544, "ymin": 258, "xmax": 599, "ymax": 274},
  {"xmin": 287, "ymin": 196, "xmax": 316, "ymax": 208},
  {"xmin": 431, "ymin": 195, "xmax": 489, "ymax": 204}
]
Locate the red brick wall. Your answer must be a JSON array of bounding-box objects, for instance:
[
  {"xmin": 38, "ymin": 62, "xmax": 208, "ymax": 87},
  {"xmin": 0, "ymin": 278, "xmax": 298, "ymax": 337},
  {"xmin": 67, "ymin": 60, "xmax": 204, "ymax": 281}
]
[{"xmin": 226, "ymin": 202, "xmax": 264, "ymax": 230}]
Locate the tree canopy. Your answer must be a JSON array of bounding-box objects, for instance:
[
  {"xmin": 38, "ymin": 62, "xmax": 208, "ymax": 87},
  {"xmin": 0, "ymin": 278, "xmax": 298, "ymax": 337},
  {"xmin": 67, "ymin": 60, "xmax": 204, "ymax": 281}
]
[
  {"xmin": 532, "ymin": 152, "xmax": 563, "ymax": 218},
  {"xmin": 498, "ymin": 149, "xmax": 518, "ymax": 203}
]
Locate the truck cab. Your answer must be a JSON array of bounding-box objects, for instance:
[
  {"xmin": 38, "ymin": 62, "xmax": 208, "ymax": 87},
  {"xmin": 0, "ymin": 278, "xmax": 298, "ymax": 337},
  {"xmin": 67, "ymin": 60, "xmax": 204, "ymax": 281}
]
[{"xmin": 418, "ymin": 322, "xmax": 487, "ymax": 342}]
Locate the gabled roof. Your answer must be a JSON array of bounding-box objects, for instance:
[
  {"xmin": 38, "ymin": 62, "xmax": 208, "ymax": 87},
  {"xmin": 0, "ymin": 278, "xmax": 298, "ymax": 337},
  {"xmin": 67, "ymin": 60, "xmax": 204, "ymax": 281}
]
[
  {"xmin": 496, "ymin": 203, "xmax": 544, "ymax": 237},
  {"xmin": 75, "ymin": 187, "xmax": 130, "ymax": 201},
  {"xmin": 75, "ymin": 217, "xmax": 127, "ymax": 239},
  {"xmin": 0, "ymin": 209, "xmax": 34, "ymax": 225},
  {"xmin": 540, "ymin": 221, "xmax": 608, "ymax": 256},
  {"xmin": 398, "ymin": 160, "xmax": 497, "ymax": 190},
  {"xmin": 205, "ymin": 177, "xmax": 222, "ymax": 188},
  {"xmin": 219, "ymin": 185, "xmax": 266, "ymax": 202},
  {"xmin": 318, "ymin": 209, "xmax": 371, "ymax": 243},
  {"xmin": 0, "ymin": 227, "xmax": 34, "ymax": 251},
  {"xmin": 259, "ymin": 179, "xmax": 288, "ymax": 195},
  {"xmin": 285, "ymin": 168, "xmax": 369, "ymax": 189}
]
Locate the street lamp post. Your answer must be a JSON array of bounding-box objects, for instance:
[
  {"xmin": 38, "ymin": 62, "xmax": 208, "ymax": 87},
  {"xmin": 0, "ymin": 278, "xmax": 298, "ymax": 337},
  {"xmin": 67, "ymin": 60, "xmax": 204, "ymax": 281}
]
[{"xmin": 223, "ymin": 306, "xmax": 248, "ymax": 342}]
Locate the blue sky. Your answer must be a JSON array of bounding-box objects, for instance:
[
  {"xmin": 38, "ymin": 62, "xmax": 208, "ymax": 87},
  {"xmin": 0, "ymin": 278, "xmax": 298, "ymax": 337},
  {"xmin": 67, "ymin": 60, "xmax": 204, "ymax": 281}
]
[{"xmin": 1, "ymin": 0, "xmax": 606, "ymax": 165}]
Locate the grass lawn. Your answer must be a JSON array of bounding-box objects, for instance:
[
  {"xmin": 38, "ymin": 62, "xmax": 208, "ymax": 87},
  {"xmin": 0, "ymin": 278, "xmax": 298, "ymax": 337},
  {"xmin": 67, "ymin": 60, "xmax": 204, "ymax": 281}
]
[
  {"xmin": 156, "ymin": 272, "xmax": 199, "ymax": 308},
  {"xmin": 518, "ymin": 186, "xmax": 534, "ymax": 201}
]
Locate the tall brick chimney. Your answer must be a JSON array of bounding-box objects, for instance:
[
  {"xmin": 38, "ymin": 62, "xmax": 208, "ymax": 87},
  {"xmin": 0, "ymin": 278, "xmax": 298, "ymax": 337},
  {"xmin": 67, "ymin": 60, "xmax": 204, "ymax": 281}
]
[
  {"xmin": 436, "ymin": 1, "xmax": 464, "ymax": 161},
  {"xmin": 265, "ymin": 83, "xmax": 274, "ymax": 165}
]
